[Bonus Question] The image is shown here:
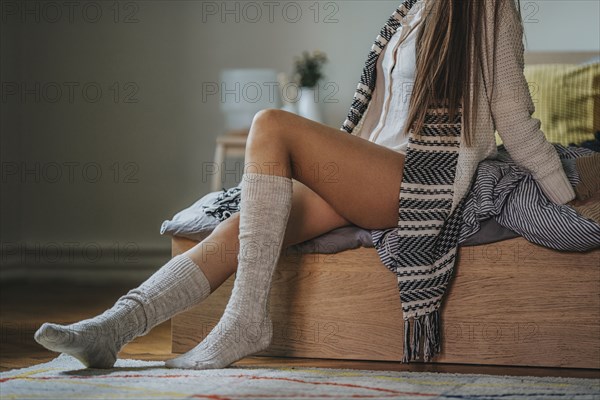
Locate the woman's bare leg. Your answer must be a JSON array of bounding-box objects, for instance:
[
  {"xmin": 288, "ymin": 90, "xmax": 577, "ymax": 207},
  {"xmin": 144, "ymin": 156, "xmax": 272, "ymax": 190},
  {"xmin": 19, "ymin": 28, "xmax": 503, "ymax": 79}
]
[
  {"xmin": 183, "ymin": 179, "xmax": 352, "ymax": 292},
  {"xmin": 185, "ymin": 108, "xmax": 406, "ymax": 292},
  {"xmin": 245, "ymin": 109, "xmax": 405, "ymax": 229},
  {"xmin": 166, "ymin": 109, "xmax": 405, "ymax": 369}
]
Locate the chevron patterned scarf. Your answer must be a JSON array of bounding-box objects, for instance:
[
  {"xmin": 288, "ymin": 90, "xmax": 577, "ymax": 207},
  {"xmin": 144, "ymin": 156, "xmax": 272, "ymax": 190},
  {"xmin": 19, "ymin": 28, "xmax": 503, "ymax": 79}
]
[{"xmin": 341, "ymin": 0, "xmax": 469, "ymax": 363}]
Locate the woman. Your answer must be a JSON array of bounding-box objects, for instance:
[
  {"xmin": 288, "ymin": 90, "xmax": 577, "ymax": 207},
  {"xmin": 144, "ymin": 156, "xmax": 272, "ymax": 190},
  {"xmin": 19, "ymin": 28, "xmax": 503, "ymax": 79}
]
[{"xmin": 34, "ymin": 0, "xmax": 575, "ymax": 369}]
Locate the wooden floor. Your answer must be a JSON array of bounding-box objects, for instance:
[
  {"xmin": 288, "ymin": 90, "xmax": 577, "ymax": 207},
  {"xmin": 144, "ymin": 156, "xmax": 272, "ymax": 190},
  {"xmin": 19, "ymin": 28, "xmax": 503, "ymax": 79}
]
[{"xmin": 1, "ymin": 281, "xmax": 598, "ymax": 379}]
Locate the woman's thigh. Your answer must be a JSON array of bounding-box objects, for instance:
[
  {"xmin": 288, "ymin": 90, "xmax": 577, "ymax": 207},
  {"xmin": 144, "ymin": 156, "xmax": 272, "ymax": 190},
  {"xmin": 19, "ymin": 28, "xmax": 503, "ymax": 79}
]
[
  {"xmin": 207, "ymin": 178, "xmax": 352, "ymax": 249},
  {"xmin": 283, "ymin": 178, "xmax": 352, "ymax": 248},
  {"xmin": 250, "ymin": 109, "xmax": 405, "ymax": 230}
]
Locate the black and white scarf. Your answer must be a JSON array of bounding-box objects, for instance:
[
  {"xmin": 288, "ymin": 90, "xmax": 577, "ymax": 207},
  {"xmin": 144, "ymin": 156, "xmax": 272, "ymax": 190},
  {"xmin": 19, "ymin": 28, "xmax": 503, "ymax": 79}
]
[{"xmin": 341, "ymin": 0, "xmax": 468, "ymax": 363}]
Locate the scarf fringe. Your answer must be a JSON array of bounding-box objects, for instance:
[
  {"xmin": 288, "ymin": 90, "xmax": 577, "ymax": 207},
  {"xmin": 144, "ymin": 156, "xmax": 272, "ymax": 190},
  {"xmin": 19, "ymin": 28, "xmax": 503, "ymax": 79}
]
[{"xmin": 401, "ymin": 309, "xmax": 441, "ymax": 363}]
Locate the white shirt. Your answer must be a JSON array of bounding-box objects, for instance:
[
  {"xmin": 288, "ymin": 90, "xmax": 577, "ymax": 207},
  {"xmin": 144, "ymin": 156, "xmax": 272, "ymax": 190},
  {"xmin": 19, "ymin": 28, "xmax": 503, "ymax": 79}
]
[{"xmin": 366, "ymin": 2, "xmax": 425, "ymax": 154}]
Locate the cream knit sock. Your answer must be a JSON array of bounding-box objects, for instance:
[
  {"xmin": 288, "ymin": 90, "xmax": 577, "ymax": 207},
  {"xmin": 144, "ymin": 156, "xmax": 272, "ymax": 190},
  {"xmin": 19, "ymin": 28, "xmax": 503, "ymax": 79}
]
[
  {"xmin": 34, "ymin": 254, "xmax": 211, "ymax": 369},
  {"xmin": 165, "ymin": 172, "xmax": 293, "ymax": 370}
]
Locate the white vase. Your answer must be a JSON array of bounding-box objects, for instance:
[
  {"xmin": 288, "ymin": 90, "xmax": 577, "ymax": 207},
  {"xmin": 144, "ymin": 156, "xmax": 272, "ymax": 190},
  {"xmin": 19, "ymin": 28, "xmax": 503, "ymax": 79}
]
[{"xmin": 297, "ymin": 86, "xmax": 323, "ymax": 123}]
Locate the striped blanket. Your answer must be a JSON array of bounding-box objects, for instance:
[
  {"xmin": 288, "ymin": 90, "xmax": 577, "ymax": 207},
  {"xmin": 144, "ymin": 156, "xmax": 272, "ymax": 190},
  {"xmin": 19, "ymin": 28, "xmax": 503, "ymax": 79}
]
[{"xmin": 459, "ymin": 144, "xmax": 600, "ymax": 251}]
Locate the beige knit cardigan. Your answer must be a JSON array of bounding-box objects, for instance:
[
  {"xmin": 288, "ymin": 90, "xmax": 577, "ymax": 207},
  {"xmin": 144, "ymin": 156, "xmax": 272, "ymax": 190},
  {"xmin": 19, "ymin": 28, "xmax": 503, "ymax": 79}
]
[{"xmin": 347, "ymin": 0, "xmax": 576, "ymax": 211}]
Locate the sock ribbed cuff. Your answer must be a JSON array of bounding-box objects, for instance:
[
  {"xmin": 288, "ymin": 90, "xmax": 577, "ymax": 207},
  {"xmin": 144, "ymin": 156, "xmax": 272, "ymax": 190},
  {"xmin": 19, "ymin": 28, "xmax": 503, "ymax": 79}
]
[
  {"xmin": 240, "ymin": 173, "xmax": 293, "ymax": 204},
  {"xmin": 123, "ymin": 253, "xmax": 212, "ymax": 336},
  {"xmin": 168, "ymin": 254, "xmax": 213, "ymax": 300}
]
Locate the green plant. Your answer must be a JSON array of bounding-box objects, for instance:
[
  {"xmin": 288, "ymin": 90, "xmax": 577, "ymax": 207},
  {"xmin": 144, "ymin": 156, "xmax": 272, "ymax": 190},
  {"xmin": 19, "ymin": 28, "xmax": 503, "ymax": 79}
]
[{"xmin": 293, "ymin": 50, "xmax": 328, "ymax": 88}]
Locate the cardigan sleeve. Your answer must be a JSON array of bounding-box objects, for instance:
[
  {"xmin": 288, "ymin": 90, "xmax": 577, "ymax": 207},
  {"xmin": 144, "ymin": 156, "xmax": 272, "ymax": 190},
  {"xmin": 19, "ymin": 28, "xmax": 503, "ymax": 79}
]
[{"xmin": 485, "ymin": 0, "xmax": 575, "ymax": 205}]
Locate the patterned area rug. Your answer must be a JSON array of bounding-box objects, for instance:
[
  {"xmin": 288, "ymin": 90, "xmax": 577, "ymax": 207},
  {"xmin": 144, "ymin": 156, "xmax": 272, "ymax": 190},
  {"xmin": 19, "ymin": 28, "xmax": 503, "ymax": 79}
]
[{"xmin": 0, "ymin": 354, "xmax": 598, "ymax": 399}]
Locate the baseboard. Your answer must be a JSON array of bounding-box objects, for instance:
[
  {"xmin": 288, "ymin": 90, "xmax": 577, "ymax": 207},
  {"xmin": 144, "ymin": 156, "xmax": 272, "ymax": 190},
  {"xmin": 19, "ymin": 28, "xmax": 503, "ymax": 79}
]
[{"xmin": 0, "ymin": 243, "xmax": 172, "ymax": 285}]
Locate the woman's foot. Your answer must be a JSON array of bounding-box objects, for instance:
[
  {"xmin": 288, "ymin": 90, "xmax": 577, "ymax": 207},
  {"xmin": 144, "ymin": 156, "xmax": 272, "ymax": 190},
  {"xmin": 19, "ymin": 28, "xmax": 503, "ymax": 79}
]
[
  {"xmin": 165, "ymin": 314, "xmax": 273, "ymax": 370},
  {"xmin": 33, "ymin": 308, "xmax": 141, "ymax": 369},
  {"xmin": 33, "ymin": 254, "xmax": 213, "ymax": 369}
]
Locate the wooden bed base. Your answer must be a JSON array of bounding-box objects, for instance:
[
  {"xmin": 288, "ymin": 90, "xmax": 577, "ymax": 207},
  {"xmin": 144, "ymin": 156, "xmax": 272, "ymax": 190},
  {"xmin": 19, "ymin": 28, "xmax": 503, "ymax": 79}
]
[{"xmin": 171, "ymin": 236, "xmax": 600, "ymax": 369}]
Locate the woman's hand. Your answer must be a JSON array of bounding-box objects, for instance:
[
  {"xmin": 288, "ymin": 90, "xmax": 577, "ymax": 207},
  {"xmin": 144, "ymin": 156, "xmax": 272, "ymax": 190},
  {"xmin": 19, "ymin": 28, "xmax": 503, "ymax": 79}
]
[{"xmin": 566, "ymin": 191, "xmax": 600, "ymax": 208}]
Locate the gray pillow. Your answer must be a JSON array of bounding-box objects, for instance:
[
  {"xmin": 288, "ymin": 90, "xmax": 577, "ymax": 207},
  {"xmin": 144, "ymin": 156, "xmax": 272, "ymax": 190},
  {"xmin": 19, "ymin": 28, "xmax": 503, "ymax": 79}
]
[
  {"xmin": 290, "ymin": 225, "xmax": 374, "ymax": 254},
  {"xmin": 160, "ymin": 190, "xmax": 225, "ymax": 242},
  {"xmin": 459, "ymin": 217, "xmax": 519, "ymax": 246}
]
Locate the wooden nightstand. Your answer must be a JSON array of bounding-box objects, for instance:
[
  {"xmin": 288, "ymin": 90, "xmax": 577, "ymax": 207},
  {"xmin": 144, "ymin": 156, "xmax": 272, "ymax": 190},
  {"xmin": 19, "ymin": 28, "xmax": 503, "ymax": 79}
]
[{"xmin": 212, "ymin": 129, "xmax": 249, "ymax": 191}]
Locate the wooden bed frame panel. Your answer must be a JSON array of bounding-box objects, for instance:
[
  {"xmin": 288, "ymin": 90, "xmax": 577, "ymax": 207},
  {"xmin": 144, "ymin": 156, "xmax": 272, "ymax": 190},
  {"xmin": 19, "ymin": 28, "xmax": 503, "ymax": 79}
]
[{"xmin": 171, "ymin": 236, "xmax": 600, "ymax": 369}]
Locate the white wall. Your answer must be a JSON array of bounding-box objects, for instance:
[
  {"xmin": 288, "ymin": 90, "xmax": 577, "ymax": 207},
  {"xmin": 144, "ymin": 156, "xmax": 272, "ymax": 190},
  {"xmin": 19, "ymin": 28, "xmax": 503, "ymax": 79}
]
[
  {"xmin": 519, "ymin": 0, "xmax": 600, "ymax": 51},
  {"xmin": 1, "ymin": 1, "xmax": 598, "ymax": 281}
]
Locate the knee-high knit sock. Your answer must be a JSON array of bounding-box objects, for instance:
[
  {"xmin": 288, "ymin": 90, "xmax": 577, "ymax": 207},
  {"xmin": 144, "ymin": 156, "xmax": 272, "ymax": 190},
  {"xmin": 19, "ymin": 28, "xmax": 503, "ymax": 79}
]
[
  {"xmin": 34, "ymin": 254, "xmax": 211, "ymax": 369},
  {"xmin": 165, "ymin": 172, "xmax": 293, "ymax": 370}
]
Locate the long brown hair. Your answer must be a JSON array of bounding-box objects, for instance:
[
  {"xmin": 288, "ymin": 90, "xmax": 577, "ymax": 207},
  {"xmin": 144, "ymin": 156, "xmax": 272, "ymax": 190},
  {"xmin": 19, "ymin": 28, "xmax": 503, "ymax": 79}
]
[{"xmin": 403, "ymin": 0, "xmax": 522, "ymax": 147}]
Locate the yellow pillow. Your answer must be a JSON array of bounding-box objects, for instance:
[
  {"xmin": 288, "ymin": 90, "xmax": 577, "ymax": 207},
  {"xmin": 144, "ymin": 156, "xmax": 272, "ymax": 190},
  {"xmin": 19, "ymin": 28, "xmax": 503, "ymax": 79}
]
[{"xmin": 495, "ymin": 62, "xmax": 600, "ymax": 146}]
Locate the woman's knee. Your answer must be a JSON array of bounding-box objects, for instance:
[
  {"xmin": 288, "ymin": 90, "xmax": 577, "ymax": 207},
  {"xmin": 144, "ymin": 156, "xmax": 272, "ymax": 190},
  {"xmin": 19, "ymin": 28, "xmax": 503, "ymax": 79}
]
[
  {"xmin": 251, "ymin": 108, "xmax": 287, "ymax": 128},
  {"xmin": 211, "ymin": 212, "xmax": 240, "ymax": 237},
  {"xmin": 248, "ymin": 109, "xmax": 290, "ymax": 144}
]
